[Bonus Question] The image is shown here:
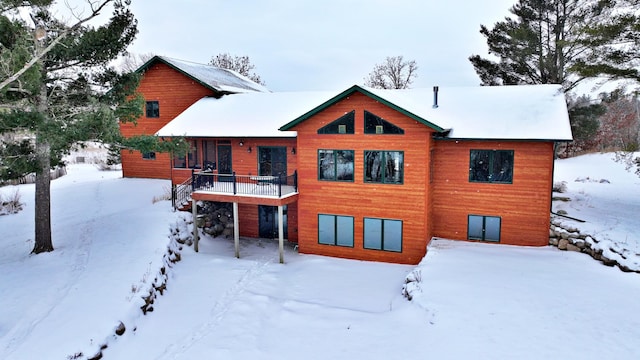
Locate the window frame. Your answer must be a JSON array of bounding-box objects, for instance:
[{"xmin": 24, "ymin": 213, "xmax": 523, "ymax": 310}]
[
  {"xmin": 363, "ymin": 217, "xmax": 403, "ymax": 252},
  {"xmin": 364, "ymin": 110, "xmax": 405, "ymax": 134},
  {"xmin": 469, "ymin": 149, "xmax": 514, "ymax": 184},
  {"xmin": 317, "ymin": 110, "xmax": 355, "ymax": 134},
  {"xmin": 317, "ymin": 214, "xmax": 354, "ymax": 247},
  {"xmin": 317, "ymin": 149, "xmax": 355, "ymax": 182},
  {"xmin": 364, "ymin": 150, "xmax": 404, "ymax": 184},
  {"xmin": 145, "ymin": 100, "xmax": 159, "ymax": 118},
  {"xmin": 142, "ymin": 151, "xmax": 156, "ymax": 160},
  {"xmin": 467, "ymin": 214, "xmax": 501, "ymax": 242}
]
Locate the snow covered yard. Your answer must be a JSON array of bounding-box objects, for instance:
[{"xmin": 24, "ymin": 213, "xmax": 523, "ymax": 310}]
[
  {"xmin": 552, "ymin": 153, "xmax": 640, "ymax": 270},
  {"xmin": 0, "ymin": 153, "xmax": 639, "ymax": 359}
]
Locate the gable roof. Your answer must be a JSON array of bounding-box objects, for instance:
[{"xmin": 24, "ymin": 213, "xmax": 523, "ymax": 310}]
[
  {"xmin": 136, "ymin": 55, "xmax": 270, "ymax": 94},
  {"xmin": 280, "ymin": 84, "xmax": 573, "ymax": 141}
]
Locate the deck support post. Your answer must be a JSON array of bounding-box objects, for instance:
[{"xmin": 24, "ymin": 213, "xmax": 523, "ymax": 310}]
[
  {"xmin": 233, "ymin": 201, "xmax": 240, "ymax": 258},
  {"xmin": 278, "ymin": 205, "xmax": 284, "ymax": 264},
  {"xmin": 192, "ymin": 198, "xmax": 199, "ymax": 252}
]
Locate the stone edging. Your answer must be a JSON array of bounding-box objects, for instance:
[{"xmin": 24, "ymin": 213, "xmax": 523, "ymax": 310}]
[{"xmin": 549, "ymin": 218, "xmax": 639, "ymax": 274}]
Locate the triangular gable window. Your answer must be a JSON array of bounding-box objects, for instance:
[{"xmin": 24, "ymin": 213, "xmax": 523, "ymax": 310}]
[
  {"xmin": 364, "ymin": 111, "xmax": 404, "ymax": 134},
  {"xmin": 318, "ymin": 111, "xmax": 355, "ymax": 134}
]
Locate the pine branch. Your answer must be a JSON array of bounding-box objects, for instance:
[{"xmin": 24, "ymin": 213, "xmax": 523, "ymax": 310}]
[{"xmin": 0, "ymin": 0, "xmax": 114, "ymax": 91}]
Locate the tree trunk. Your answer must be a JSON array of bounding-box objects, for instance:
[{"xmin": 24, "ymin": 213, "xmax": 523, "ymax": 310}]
[
  {"xmin": 32, "ymin": 41, "xmax": 53, "ymax": 254},
  {"xmin": 32, "ymin": 137, "xmax": 53, "ymax": 253}
]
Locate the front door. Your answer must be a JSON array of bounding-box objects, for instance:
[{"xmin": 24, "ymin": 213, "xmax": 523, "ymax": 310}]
[
  {"xmin": 258, "ymin": 147, "xmax": 287, "ymax": 177},
  {"xmin": 217, "ymin": 144, "xmax": 232, "ymax": 181},
  {"xmin": 259, "ymin": 205, "xmax": 288, "ymax": 239}
]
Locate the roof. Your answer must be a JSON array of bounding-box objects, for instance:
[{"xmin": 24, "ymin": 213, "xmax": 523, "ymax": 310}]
[
  {"xmin": 281, "ymin": 84, "xmax": 573, "ymax": 141},
  {"xmin": 155, "ymin": 91, "xmax": 337, "ymax": 138},
  {"xmin": 157, "ymin": 84, "xmax": 573, "ymax": 141},
  {"xmin": 136, "ymin": 56, "xmax": 270, "ymax": 94}
]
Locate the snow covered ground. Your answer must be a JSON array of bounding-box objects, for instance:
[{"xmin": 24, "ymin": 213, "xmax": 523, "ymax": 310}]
[{"xmin": 0, "ymin": 153, "xmax": 639, "ymax": 359}]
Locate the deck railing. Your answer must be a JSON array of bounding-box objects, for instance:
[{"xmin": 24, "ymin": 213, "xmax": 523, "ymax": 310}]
[{"xmin": 192, "ymin": 170, "xmax": 298, "ymax": 198}]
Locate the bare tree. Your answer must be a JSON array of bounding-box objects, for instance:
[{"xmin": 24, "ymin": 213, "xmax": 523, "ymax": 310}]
[
  {"xmin": 118, "ymin": 52, "xmax": 154, "ymax": 72},
  {"xmin": 209, "ymin": 53, "xmax": 265, "ymax": 85},
  {"xmin": 364, "ymin": 56, "xmax": 418, "ymax": 89}
]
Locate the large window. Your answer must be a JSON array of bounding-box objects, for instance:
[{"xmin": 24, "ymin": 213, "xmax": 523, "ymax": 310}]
[
  {"xmin": 469, "ymin": 150, "xmax": 514, "ymax": 183},
  {"xmin": 468, "ymin": 215, "xmax": 501, "ymax": 242},
  {"xmin": 318, "ymin": 150, "xmax": 354, "ymax": 181},
  {"xmin": 364, "ymin": 151, "xmax": 403, "ymax": 184},
  {"xmin": 318, "ymin": 214, "xmax": 354, "ymax": 247},
  {"xmin": 364, "ymin": 111, "xmax": 404, "ymax": 134},
  {"xmin": 317, "ymin": 111, "xmax": 355, "ymax": 134},
  {"xmin": 202, "ymin": 140, "xmax": 216, "ymax": 171},
  {"xmin": 364, "ymin": 218, "xmax": 402, "ymax": 252},
  {"xmin": 145, "ymin": 101, "xmax": 159, "ymax": 118}
]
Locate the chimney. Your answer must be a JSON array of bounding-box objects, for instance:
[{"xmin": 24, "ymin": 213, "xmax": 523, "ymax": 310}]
[{"xmin": 432, "ymin": 86, "xmax": 439, "ymax": 109}]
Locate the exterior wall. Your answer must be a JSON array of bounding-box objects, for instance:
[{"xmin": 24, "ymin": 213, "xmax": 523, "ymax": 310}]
[
  {"xmin": 291, "ymin": 92, "xmax": 434, "ymax": 264},
  {"xmin": 120, "ymin": 62, "xmax": 216, "ymax": 179},
  {"xmin": 431, "ymin": 140, "xmax": 554, "ymax": 246}
]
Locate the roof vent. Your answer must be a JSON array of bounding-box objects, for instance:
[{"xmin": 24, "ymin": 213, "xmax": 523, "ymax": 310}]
[{"xmin": 432, "ymin": 86, "xmax": 439, "ymax": 109}]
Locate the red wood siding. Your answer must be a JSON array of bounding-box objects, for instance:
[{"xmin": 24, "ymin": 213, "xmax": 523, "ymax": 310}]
[
  {"xmin": 431, "ymin": 140, "xmax": 554, "ymax": 246},
  {"xmin": 120, "ymin": 62, "xmax": 216, "ymax": 179},
  {"xmin": 290, "ymin": 92, "xmax": 435, "ymax": 264}
]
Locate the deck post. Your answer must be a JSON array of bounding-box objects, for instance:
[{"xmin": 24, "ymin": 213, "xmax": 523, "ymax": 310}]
[
  {"xmin": 192, "ymin": 198, "xmax": 199, "ymax": 252},
  {"xmin": 233, "ymin": 201, "xmax": 240, "ymax": 258},
  {"xmin": 278, "ymin": 205, "xmax": 284, "ymax": 264}
]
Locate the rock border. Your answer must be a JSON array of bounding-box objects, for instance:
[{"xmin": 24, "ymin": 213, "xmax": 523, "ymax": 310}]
[{"xmin": 549, "ymin": 218, "xmax": 639, "ymax": 273}]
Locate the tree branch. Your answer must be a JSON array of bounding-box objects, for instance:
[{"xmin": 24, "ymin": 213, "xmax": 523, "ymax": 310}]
[{"xmin": 0, "ymin": 0, "xmax": 114, "ymax": 91}]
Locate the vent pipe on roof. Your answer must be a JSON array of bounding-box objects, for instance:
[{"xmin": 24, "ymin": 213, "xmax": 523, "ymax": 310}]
[{"xmin": 432, "ymin": 86, "xmax": 439, "ymax": 109}]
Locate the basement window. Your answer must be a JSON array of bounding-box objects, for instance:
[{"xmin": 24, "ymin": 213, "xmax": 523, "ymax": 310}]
[
  {"xmin": 364, "ymin": 218, "xmax": 402, "ymax": 252},
  {"xmin": 142, "ymin": 152, "xmax": 156, "ymax": 160},
  {"xmin": 468, "ymin": 215, "xmax": 501, "ymax": 242},
  {"xmin": 318, "ymin": 214, "xmax": 354, "ymax": 247}
]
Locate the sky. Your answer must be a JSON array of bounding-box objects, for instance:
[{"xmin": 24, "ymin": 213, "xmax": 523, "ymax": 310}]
[{"xmin": 122, "ymin": 0, "xmax": 517, "ymax": 91}]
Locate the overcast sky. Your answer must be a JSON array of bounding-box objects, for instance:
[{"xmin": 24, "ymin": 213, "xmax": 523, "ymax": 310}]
[{"xmin": 124, "ymin": 1, "xmax": 517, "ymax": 92}]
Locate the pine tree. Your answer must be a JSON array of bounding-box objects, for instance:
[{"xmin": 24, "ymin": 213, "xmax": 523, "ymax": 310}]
[
  {"xmin": 469, "ymin": 0, "xmax": 640, "ymax": 92},
  {"xmin": 0, "ymin": 0, "xmax": 141, "ymax": 253}
]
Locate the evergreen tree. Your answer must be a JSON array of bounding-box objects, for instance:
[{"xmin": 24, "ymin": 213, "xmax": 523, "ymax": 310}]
[
  {"xmin": 469, "ymin": 0, "xmax": 640, "ymax": 92},
  {"xmin": 0, "ymin": 0, "xmax": 186, "ymax": 254}
]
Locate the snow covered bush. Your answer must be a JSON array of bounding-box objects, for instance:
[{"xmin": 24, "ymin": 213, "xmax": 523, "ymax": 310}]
[{"xmin": 0, "ymin": 189, "xmax": 23, "ymax": 215}]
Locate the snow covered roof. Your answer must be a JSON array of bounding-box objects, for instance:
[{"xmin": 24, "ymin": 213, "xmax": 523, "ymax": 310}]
[
  {"xmin": 137, "ymin": 56, "xmax": 269, "ymax": 94},
  {"xmin": 157, "ymin": 84, "xmax": 572, "ymax": 141},
  {"xmin": 281, "ymin": 84, "xmax": 573, "ymax": 141},
  {"xmin": 156, "ymin": 91, "xmax": 336, "ymax": 138}
]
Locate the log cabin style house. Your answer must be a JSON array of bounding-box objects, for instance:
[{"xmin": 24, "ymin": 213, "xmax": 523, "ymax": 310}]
[{"xmin": 120, "ymin": 56, "xmax": 572, "ymax": 264}]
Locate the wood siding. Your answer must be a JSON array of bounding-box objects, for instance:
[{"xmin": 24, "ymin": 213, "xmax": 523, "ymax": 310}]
[
  {"xmin": 290, "ymin": 92, "xmax": 435, "ymax": 264},
  {"xmin": 120, "ymin": 62, "xmax": 216, "ymax": 179},
  {"xmin": 431, "ymin": 140, "xmax": 554, "ymax": 246}
]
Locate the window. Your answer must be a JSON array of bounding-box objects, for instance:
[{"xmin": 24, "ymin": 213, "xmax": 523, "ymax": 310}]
[
  {"xmin": 318, "ymin": 214, "xmax": 354, "ymax": 247},
  {"xmin": 364, "ymin": 218, "xmax": 402, "ymax": 252},
  {"xmin": 364, "ymin": 151, "xmax": 403, "ymax": 184},
  {"xmin": 173, "ymin": 140, "xmax": 200, "ymax": 169},
  {"xmin": 142, "ymin": 152, "xmax": 156, "ymax": 160},
  {"xmin": 318, "ymin": 150, "xmax": 354, "ymax": 181},
  {"xmin": 468, "ymin": 215, "xmax": 501, "ymax": 242},
  {"xmin": 469, "ymin": 150, "xmax": 514, "ymax": 183},
  {"xmin": 202, "ymin": 140, "xmax": 216, "ymax": 171},
  {"xmin": 318, "ymin": 111, "xmax": 355, "ymax": 134},
  {"xmin": 145, "ymin": 101, "xmax": 159, "ymax": 118},
  {"xmin": 364, "ymin": 111, "xmax": 404, "ymax": 134}
]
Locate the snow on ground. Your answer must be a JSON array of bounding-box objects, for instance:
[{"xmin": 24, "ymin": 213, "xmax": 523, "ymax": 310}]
[
  {"xmin": 552, "ymin": 152, "xmax": 640, "ymax": 270},
  {"xmin": 0, "ymin": 153, "xmax": 639, "ymax": 359}
]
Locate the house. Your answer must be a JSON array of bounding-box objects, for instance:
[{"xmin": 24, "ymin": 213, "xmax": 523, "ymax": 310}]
[
  {"xmin": 121, "ymin": 58, "xmax": 572, "ymax": 264},
  {"xmin": 119, "ymin": 55, "xmax": 269, "ymax": 180}
]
